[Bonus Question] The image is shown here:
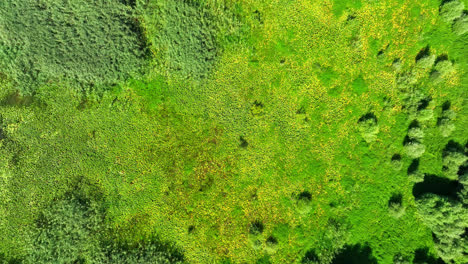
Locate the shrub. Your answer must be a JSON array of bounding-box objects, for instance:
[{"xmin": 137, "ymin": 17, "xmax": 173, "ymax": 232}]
[
  {"xmin": 357, "ymin": 113, "xmax": 379, "ymax": 143},
  {"xmin": 438, "ymin": 118, "xmax": 456, "ymax": 137},
  {"xmin": 26, "ymin": 196, "xmax": 106, "ymax": 264},
  {"xmin": 415, "ymin": 55, "xmax": 435, "ymax": 69},
  {"xmin": 438, "ymin": 104, "xmax": 456, "ymax": 137},
  {"xmin": 453, "ymin": 15, "xmax": 468, "ymax": 35},
  {"xmin": 440, "ymin": 0, "xmax": 465, "ymax": 22},
  {"xmin": 388, "ymin": 194, "xmax": 405, "ymax": 218},
  {"xmin": 407, "ymin": 127, "xmax": 424, "ymax": 140},
  {"xmin": 393, "ymin": 254, "xmax": 410, "ymax": 264},
  {"xmin": 443, "ymin": 151, "xmax": 467, "ymax": 179},
  {"xmin": 416, "ymin": 194, "xmax": 468, "ymax": 263},
  {"xmin": 434, "ymin": 60, "xmax": 455, "ymax": 76},
  {"xmin": 407, "ymin": 159, "xmax": 424, "ymax": 183},
  {"xmin": 26, "ymin": 195, "xmax": 184, "ymax": 264},
  {"xmin": 404, "ymin": 141, "xmax": 426, "ymax": 159},
  {"xmin": 391, "ymin": 154, "xmax": 403, "ymax": 171}
]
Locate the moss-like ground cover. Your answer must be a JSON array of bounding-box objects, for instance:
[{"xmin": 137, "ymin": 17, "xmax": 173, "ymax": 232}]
[{"xmin": 0, "ymin": 0, "xmax": 467, "ymax": 263}]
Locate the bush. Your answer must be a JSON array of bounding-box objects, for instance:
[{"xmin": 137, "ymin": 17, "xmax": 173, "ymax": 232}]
[
  {"xmin": 415, "ymin": 55, "xmax": 435, "ymax": 69},
  {"xmin": 26, "ymin": 195, "xmax": 184, "ymax": 264},
  {"xmin": 443, "ymin": 151, "xmax": 467, "ymax": 179},
  {"xmin": 388, "ymin": 194, "xmax": 405, "ymax": 218},
  {"xmin": 357, "ymin": 114, "xmax": 379, "ymax": 143},
  {"xmin": 438, "ymin": 104, "xmax": 456, "ymax": 137},
  {"xmin": 393, "ymin": 254, "xmax": 410, "ymax": 264},
  {"xmin": 407, "ymin": 127, "xmax": 424, "ymax": 140},
  {"xmin": 404, "ymin": 141, "xmax": 426, "ymax": 159},
  {"xmin": 438, "ymin": 118, "xmax": 456, "ymax": 137},
  {"xmin": 391, "ymin": 154, "xmax": 403, "ymax": 171},
  {"xmin": 416, "ymin": 194, "xmax": 468, "ymax": 263},
  {"xmin": 26, "ymin": 196, "xmax": 106, "ymax": 264},
  {"xmin": 440, "ymin": 1, "xmax": 465, "ymax": 22},
  {"xmin": 453, "ymin": 15, "xmax": 468, "ymax": 35}
]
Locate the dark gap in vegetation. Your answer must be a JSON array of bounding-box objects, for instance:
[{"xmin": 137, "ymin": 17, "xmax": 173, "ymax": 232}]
[
  {"xmin": 441, "ymin": 101, "xmax": 451, "ymax": 111},
  {"xmin": 347, "ymin": 14, "xmax": 356, "ymax": 21},
  {"xmin": 458, "ymin": 164, "xmax": 467, "ymax": 177},
  {"xmin": 415, "ymin": 46, "xmax": 431, "ymax": 62},
  {"xmin": 391, "ymin": 154, "xmax": 401, "ymax": 162},
  {"xmin": 266, "ymin": 236, "xmax": 278, "ymax": 245},
  {"xmin": 251, "ymin": 190, "xmax": 258, "ymax": 200},
  {"xmin": 388, "ymin": 193, "xmax": 403, "ymax": 206},
  {"xmin": 331, "ymin": 243, "xmax": 377, "ymax": 264},
  {"xmin": 254, "ymin": 100, "xmax": 264, "ymax": 108},
  {"xmin": 407, "ymin": 159, "xmax": 420, "ymax": 175},
  {"xmin": 413, "ymin": 247, "xmax": 446, "ymax": 264},
  {"xmin": 239, "ymin": 136, "xmax": 249, "ymax": 148},
  {"xmin": 358, "ymin": 113, "xmax": 377, "ymax": 123},
  {"xmin": 0, "ymin": 92, "xmax": 35, "ymax": 107},
  {"xmin": 409, "ymin": 120, "xmax": 420, "ymax": 129},
  {"xmin": 188, "ymin": 225, "xmax": 195, "ymax": 234},
  {"xmin": 297, "ymin": 106, "xmax": 306, "ymax": 114},
  {"xmin": 280, "ymin": 58, "xmax": 286, "ymax": 64},
  {"xmin": 249, "ymin": 220, "xmax": 264, "ymax": 235},
  {"xmin": 435, "ymin": 54, "xmax": 449, "ymax": 64},
  {"xmin": 377, "ymin": 50, "xmax": 384, "ymax": 56},
  {"xmin": 417, "ymin": 97, "xmax": 431, "ymax": 111},
  {"xmin": 443, "ymin": 140, "xmax": 464, "ymax": 155},
  {"xmin": 403, "ymin": 135, "xmax": 413, "ymax": 146},
  {"xmin": 301, "ymin": 249, "xmax": 319, "ymax": 263},
  {"xmin": 413, "ymin": 175, "xmax": 463, "ymax": 199},
  {"xmin": 298, "ymin": 191, "xmax": 312, "ymax": 202},
  {"xmin": 119, "ymin": 0, "xmax": 137, "ymax": 8}
]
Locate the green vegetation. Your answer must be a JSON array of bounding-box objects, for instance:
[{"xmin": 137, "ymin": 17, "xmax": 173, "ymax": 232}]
[
  {"xmin": 0, "ymin": 0, "xmax": 467, "ymax": 263},
  {"xmin": 0, "ymin": 0, "xmax": 148, "ymax": 93}
]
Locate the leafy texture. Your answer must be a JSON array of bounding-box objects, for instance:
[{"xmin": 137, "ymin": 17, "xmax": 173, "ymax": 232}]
[{"xmin": 0, "ymin": 0, "xmax": 148, "ymax": 93}]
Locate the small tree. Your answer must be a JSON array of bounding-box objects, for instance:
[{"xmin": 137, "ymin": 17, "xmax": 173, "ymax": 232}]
[
  {"xmin": 358, "ymin": 114, "xmax": 379, "ymax": 143},
  {"xmin": 440, "ymin": 0, "xmax": 465, "ymax": 22},
  {"xmin": 404, "ymin": 141, "xmax": 426, "ymax": 159},
  {"xmin": 416, "ymin": 194, "xmax": 468, "ymax": 263},
  {"xmin": 453, "ymin": 16, "xmax": 468, "ymax": 35}
]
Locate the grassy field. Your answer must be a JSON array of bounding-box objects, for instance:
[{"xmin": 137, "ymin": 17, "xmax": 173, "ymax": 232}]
[{"xmin": 0, "ymin": 0, "xmax": 467, "ymax": 263}]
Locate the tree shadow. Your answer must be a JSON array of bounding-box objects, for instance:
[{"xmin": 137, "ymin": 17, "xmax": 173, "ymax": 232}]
[
  {"xmin": 331, "ymin": 243, "xmax": 377, "ymax": 264},
  {"xmin": 415, "ymin": 46, "xmax": 430, "ymax": 62},
  {"xmin": 413, "ymin": 174, "xmax": 462, "ymax": 199},
  {"xmin": 413, "ymin": 247, "xmax": 446, "ymax": 264}
]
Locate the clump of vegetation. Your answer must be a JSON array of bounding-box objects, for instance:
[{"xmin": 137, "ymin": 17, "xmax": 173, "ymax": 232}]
[
  {"xmin": 407, "ymin": 159, "xmax": 425, "ymax": 183},
  {"xmin": 442, "ymin": 141, "xmax": 467, "ymax": 179},
  {"xmin": 438, "ymin": 102, "xmax": 456, "ymax": 137},
  {"xmin": 453, "ymin": 15, "xmax": 468, "ymax": 35},
  {"xmin": 388, "ymin": 194, "xmax": 405, "ymax": 218},
  {"xmin": 250, "ymin": 221, "xmax": 265, "ymax": 236},
  {"xmin": 302, "ymin": 218, "xmax": 350, "ymax": 264},
  {"xmin": 440, "ymin": 0, "xmax": 465, "ymax": 22},
  {"xmin": 416, "ymin": 194, "xmax": 468, "ymax": 264},
  {"xmin": 401, "ymin": 89, "xmax": 434, "ymax": 121},
  {"xmin": 26, "ymin": 193, "xmax": 184, "ymax": 264},
  {"xmin": 144, "ymin": 0, "xmax": 241, "ymax": 80},
  {"xmin": 392, "ymin": 253, "xmax": 410, "ymax": 264},
  {"xmin": 357, "ymin": 113, "xmax": 379, "ymax": 143},
  {"xmin": 404, "ymin": 121, "xmax": 426, "ymax": 159},
  {"xmin": 404, "ymin": 140, "xmax": 426, "ymax": 159},
  {"xmin": 0, "ymin": 0, "xmax": 148, "ymax": 93},
  {"xmin": 27, "ymin": 195, "xmax": 105, "ymax": 263},
  {"xmin": 391, "ymin": 154, "xmax": 403, "ymax": 171}
]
